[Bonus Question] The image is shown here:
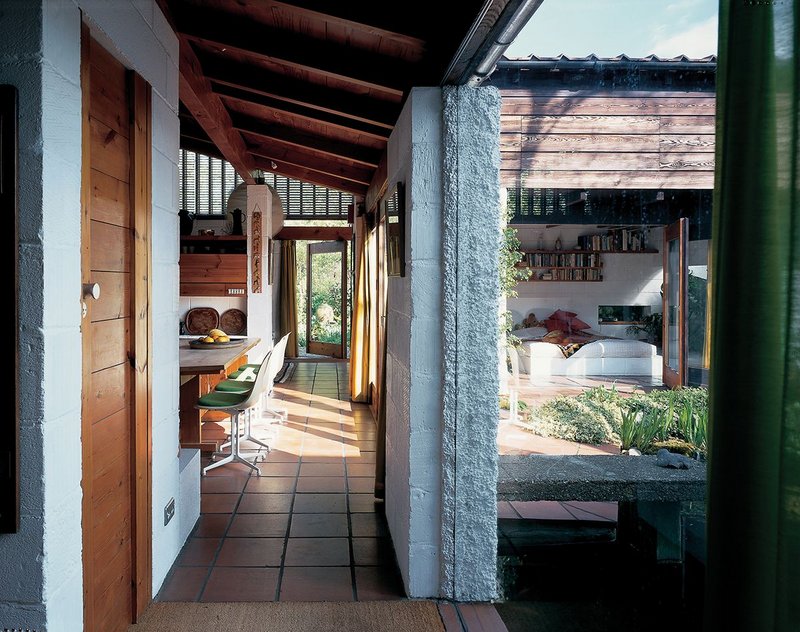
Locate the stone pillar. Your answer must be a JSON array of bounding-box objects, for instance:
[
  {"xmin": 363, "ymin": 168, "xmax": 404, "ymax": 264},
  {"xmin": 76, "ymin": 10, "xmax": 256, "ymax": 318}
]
[
  {"xmin": 383, "ymin": 86, "xmax": 500, "ymax": 601},
  {"xmin": 440, "ymin": 86, "xmax": 502, "ymax": 601}
]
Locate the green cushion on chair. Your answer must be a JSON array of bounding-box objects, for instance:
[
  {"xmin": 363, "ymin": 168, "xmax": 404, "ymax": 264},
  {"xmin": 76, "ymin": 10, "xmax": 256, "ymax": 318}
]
[
  {"xmin": 197, "ymin": 389, "xmax": 249, "ymax": 409},
  {"xmin": 215, "ymin": 378, "xmax": 254, "ymax": 394}
]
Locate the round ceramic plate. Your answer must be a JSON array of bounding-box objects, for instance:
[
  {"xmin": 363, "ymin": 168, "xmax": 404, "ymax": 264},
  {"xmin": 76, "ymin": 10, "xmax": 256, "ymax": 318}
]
[
  {"xmin": 220, "ymin": 308, "xmax": 247, "ymax": 335},
  {"xmin": 185, "ymin": 307, "xmax": 220, "ymax": 335},
  {"xmin": 189, "ymin": 338, "xmax": 246, "ymax": 350}
]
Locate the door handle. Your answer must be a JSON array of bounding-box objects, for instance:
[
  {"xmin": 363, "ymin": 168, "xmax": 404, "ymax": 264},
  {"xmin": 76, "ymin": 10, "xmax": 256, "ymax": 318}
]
[{"xmin": 83, "ymin": 282, "xmax": 101, "ymax": 300}]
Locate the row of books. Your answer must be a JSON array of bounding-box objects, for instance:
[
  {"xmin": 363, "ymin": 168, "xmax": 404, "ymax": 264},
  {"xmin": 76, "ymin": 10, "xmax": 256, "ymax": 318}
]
[
  {"xmin": 577, "ymin": 229, "xmax": 648, "ymax": 252},
  {"xmin": 535, "ymin": 268, "xmax": 603, "ymax": 281},
  {"xmin": 524, "ymin": 252, "xmax": 601, "ymax": 268}
]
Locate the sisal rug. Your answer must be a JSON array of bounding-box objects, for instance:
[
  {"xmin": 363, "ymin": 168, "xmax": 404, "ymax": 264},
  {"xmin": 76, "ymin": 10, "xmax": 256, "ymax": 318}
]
[{"xmin": 129, "ymin": 601, "xmax": 445, "ymax": 632}]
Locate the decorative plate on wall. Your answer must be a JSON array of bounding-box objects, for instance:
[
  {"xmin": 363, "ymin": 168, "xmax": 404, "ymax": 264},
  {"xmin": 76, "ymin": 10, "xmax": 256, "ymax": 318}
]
[
  {"xmin": 185, "ymin": 307, "xmax": 220, "ymax": 335},
  {"xmin": 220, "ymin": 308, "xmax": 247, "ymax": 335}
]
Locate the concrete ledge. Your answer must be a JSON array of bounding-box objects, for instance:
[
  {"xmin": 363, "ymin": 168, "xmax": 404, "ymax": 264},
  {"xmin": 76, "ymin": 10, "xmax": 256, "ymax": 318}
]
[{"xmin": 497, "ymin": 455, "xmax": 706, "ymax": 503}]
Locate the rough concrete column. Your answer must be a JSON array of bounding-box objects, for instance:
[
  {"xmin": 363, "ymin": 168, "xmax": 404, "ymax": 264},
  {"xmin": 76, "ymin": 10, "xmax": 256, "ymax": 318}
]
[{"xmin": 440, "ymin": 85, "xmax": 501, "ymax": 601}]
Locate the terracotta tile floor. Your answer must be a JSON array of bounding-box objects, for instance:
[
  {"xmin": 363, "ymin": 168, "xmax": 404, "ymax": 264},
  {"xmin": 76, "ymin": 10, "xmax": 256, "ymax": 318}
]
[{"xmin": 158, "ymin": 361, "xmax": 405, "ymax": 603}]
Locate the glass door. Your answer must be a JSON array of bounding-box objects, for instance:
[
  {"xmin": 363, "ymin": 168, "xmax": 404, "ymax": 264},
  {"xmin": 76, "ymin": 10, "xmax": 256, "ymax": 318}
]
[
  {"xmin": 663, "ymin": 219, "xmax": 688, "ymax": 387},
  {"xmin": 306, "ymin": 241, "xmax": 347, "ymax": 358}
]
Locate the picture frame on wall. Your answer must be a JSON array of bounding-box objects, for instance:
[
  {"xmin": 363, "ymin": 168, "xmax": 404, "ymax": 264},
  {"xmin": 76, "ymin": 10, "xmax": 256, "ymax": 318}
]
[{"xmin": 383, "ymin": 182, "xmax": 405, "ymax": 277}]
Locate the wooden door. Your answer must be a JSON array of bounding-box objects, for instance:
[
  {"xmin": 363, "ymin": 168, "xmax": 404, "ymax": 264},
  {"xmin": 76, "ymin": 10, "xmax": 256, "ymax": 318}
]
[
  {"xmin": 81, "ymin": 29, "xmax": 151, "ymax": 632},
  {"xmin": 663, "ymin": 218, "xmax": 688, "ymax": 387},
  {"xmin": 306, "ymin": 241, "xmax": 348, "ymax": 358}
]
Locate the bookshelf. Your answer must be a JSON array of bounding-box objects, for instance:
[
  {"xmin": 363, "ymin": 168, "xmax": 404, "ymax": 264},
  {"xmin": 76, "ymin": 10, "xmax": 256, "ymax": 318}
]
[{"xmin": 518, "ymin": 250, "xmax": 603, "ymax": 282}]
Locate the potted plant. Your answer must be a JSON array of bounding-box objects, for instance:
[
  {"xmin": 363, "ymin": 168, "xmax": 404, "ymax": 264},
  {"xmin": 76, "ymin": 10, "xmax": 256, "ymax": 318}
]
[{"xmin": 626, "ymin": 312, "xmax": 663, "ymax": 347}]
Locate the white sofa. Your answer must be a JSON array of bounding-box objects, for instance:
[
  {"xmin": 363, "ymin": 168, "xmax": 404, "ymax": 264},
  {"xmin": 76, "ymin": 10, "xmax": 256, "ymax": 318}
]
[{"xmin": 518, "ymin": 338, "xmax": 662, "ymax": 379}]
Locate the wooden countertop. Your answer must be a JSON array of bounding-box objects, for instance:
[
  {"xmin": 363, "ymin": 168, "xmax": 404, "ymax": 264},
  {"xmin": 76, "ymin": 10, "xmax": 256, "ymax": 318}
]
[{"xmin": 179, "ymin": 337, "xmax": 260, "ymax": 375}]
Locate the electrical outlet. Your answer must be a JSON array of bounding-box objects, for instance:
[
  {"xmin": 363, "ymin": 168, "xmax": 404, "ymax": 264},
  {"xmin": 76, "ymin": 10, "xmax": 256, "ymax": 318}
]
[{"xmin": 164, "ymin": 497, "xmax": 175, "ymax": 526}]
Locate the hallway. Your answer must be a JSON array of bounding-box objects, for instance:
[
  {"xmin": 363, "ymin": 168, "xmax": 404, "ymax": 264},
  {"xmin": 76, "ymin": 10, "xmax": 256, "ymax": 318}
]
[{"xmin": 158, "ymin": 362, "xmax": 404, "ymax": 602}]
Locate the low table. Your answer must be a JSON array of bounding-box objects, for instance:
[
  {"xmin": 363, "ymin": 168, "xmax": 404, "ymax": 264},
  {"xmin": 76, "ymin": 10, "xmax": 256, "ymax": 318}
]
[
  {"xmin": 498, "ymin": 454, "xmax": 706, "ymax": 561},
  {"xmin": 179, "ymin": 336, "xmax": 260, "ymax": 452}
]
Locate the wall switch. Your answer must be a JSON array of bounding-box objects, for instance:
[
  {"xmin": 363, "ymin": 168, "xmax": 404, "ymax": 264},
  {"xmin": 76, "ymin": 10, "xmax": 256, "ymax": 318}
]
[{"xmin": 164, "ymin": 497, "xmax": 175, "ymax": 526}]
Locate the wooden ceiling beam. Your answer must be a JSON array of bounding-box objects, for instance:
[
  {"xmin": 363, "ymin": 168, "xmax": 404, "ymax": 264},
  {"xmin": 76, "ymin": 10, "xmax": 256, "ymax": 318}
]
[
  {"xmin": 232, "ymin": 114, "xmax": 382, "ymax": 168},
  {"xmin": 246, "ymin": 141, "xmax": 373, "ymax": 186},
  {"xmin": 174, "ymin": 6, "xmax": 409, "ymax": 97},
  {"xmin": 258, "ymin": 1, "xmax": 426, "ymax": 50},
  {"xmin": 260, "ymin": 0, "xmax": 431, "ymax": 42},
  {"xmin": 178, "ymin": 38, "xmax": 255, "ymax": 183},
  {"xmin": 252, "ymin": 157, "xmax": 367, "ymax": 196},
  {"xmin": 199, "ymin": 54, "xmax": 398, "ymax": 128},
  {"xmin": 213, "ymin": 82, "xmax": 391, "ymax": 142},
  {"xmin": 275, "ymin": 226, "xmax": 353, "ymax": 241}
]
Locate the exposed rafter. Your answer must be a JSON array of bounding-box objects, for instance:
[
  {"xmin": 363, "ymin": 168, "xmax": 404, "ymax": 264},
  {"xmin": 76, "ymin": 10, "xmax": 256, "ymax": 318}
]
[
  {"xmin": 256, "ymin": 0, "xmax": 429, "ymax": 46},
  {"xmin": 252, "ymin": 158, "xmax": 367, "ymax": 196},
  {"xmin": 247, "ymin": 141, "xmax": 373, "ymax": 186},
  {"xmin": 213, "ymin": 83, "xmax": 391, "ymax": 142},
  {"xmin": 232, "ymin": 114, "xmax": 382, "ymax": 167},
  {"xmin": 174, "ymin": 6, "xmax": 410, "ymax": 97},
  {"xmin": 178, "ymin": 38, "xmax": 255, "ymax": 183},
  {"xmin": 199, "ymin": 54, "xmax": 398, "ymax": 128}
]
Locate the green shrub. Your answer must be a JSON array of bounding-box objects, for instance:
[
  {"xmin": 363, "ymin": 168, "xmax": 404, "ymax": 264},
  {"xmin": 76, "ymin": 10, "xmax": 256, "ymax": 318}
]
[
  {"xmin": 523, "ymin": 385, "xmax": 708, "ymax": 453},
  {"xmin": 527, "ymin": 396, "xmax": 616, "ymax": 444}
]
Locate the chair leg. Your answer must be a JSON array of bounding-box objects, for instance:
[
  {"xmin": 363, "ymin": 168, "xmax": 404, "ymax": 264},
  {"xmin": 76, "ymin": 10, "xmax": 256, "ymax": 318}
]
[
  {"xmin": 242, "ymin": 403, "xmax": 271, "ymax": 451},
  {"xmin": 203, "ymin": 411, "xmax": 262, "ymax": 476}
]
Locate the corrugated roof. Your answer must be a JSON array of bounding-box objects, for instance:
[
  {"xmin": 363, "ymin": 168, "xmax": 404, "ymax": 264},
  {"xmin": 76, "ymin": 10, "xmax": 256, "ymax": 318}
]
[{"xmin": 501, "ymin": 53, "xmax": 717, "ymax": 63}]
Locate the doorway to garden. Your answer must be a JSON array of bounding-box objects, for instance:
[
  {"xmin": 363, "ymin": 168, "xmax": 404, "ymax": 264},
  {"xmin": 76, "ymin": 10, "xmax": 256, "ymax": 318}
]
[{"xmin": 294, "ymin": 235, "xmax": 353, "ymax": 360}]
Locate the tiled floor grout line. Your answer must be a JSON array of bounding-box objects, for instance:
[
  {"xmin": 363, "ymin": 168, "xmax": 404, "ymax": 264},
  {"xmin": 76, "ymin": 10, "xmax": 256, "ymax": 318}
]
[
  {"xmin": 167, "ymin": 362, "xmax": 399, "ymax": 603},
  {"xmin": 273, "ymin": 371, "xmax": 309, "ymax": 601},
  {"xmin": 196, "ymin": 468, "xmax": 252, "ymax": 602}
]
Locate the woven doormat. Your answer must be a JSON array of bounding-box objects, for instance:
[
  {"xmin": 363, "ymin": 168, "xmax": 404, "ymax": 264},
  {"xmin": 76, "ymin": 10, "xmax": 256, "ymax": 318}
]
[
  {"xmin": 129, "ymin": 601, "xmax": 445, "ymax": 632},
  {"xmin": 275, "ymin": 361, "xmax": 295, "ymax": 383}
]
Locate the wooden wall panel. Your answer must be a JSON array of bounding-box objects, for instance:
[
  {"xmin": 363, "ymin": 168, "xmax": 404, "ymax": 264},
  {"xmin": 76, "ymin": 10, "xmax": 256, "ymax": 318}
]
[
  {"xmin": 90, "ymin": 271, "xmax": 131, "ymax": 322},
  {"xmin": 89, "ymin": 363, "xmax": 128, "ymax": 424},
  {"xmin": 91, "ymin": 221, "xmax": 131, "ymax": 272},
  {"xmin": 89, "ymin": 118, "xmax": 131, "ymax": 183},
  {"xmin": 92, "ymin": 170, "xmax": 131, "ymax": 227},
  {"xmin": 500, "ymin": 88, "xmax": 716, "ymax": 190},
  {"xmin": 90, "ymin": 318, "xmax": 131, "ymax": 373}
]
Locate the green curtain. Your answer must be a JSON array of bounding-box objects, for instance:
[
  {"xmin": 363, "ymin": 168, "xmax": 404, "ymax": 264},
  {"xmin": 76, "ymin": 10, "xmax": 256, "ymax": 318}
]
[
  {"xmin": 707, "ymin": 2, "xmax": 800, "ymax": 629},
  {"xmin": 279, "ymin": 240, "xmax": 299, "ymax": 358}
]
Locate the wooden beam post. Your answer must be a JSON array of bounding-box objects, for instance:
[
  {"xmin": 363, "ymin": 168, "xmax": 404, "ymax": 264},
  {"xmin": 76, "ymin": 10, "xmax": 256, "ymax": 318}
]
[{"xmin": 178, "ymin": 38, "xmax": 255, "ymax": 183}]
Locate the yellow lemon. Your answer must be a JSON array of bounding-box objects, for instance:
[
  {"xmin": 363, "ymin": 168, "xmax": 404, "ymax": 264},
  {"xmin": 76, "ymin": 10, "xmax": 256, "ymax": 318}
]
[
  {"xmin": 217, "ymin": 335, "xmax": 230, "ymax": 343},
  {"xmin": 209, "ymin": 328, "xmax": 225, "ymax": 338},
  {"xmin": 202, "ymin": 336, "xmax": 215, "ymax": 343}
]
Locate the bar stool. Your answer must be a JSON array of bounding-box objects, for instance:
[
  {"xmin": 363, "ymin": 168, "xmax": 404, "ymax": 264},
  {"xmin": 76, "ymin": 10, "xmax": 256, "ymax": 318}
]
[
  {"xmin": 198, "ymin": 350, "xmax": 273, "ymax": 476},
  {"xmin": 216, "ymin": 333, "xmax": 291, "ymax": 423}
]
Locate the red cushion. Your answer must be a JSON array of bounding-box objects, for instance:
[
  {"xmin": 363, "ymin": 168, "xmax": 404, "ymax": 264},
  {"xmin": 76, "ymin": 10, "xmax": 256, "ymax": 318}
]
[
  {"xmin": 544, "ymin": 319, "xmax": 564, "ymax": 332},
  {"xmin": 549, "ymin": 309, "xmax": 577, "ymax": 322},
  {"xmin": 569, "ymin": 317, "xmax": 592, "ymax": 331}
]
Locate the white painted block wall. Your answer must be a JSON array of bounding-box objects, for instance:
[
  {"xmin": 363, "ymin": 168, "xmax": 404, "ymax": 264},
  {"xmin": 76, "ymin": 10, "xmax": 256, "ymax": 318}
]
[
  {"xmin": 510, "ymin": 225, "xmax": 664, "ymax": 338},
  {"xmin": 0, "ymin": 2, "xmax": 182, "ymax": 628},
  {"xmin": 385, "ymin": 88, "xmax": 444, "ymax": 598}
]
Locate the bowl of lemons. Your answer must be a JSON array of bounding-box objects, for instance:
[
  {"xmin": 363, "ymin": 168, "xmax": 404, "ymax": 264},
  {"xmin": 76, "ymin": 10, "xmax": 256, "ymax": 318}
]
[{"xmin": 189, "ymin": 328, "xmax": 243, "ymax": 349}]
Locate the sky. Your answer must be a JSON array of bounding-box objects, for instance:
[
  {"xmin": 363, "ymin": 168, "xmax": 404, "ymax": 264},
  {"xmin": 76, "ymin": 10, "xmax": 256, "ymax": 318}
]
[{"xmin": 505, "ymin": 0, "xmax": 718, "ymax": 59}]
